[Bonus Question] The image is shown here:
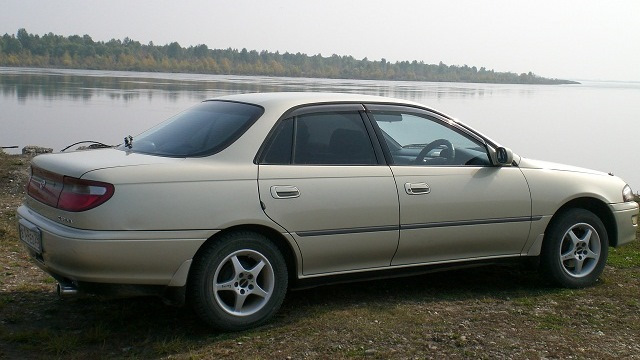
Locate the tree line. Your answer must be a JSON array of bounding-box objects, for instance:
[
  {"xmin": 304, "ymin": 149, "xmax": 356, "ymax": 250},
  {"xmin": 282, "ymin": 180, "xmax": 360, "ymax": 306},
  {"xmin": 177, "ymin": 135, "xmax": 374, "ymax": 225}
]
[{"xmin": 0, "ymin": 29, "xmax": 578, "ymax": 85}]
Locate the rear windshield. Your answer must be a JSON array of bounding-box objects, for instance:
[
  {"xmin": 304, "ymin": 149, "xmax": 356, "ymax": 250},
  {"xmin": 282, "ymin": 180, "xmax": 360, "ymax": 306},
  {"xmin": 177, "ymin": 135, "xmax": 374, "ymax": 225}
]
[{"xmin": 118, "ymin": 100, "xmax": 264, "ymax": 157}]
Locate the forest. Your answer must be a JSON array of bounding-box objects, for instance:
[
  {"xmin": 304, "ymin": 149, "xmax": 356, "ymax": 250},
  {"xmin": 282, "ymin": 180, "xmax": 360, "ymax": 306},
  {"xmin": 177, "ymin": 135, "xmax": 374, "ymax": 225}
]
[{"xmin": 0, "ymin": 29, "xmax": 578, "ymax": 85}]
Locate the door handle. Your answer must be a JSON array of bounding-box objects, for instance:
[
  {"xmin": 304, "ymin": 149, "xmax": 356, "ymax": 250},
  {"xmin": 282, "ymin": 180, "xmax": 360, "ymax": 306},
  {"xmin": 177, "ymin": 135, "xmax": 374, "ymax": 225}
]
[
  {"xmin": 270, "ymin": 185, "xmax": 300, "ymax": 199},
  {"xmin": 404, "ymin": 182, "xmax": 431, "ymax": 195}
]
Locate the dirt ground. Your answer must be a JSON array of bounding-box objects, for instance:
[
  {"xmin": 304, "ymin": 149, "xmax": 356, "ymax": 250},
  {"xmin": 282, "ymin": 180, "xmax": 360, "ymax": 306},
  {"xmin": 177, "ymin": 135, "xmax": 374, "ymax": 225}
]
[{"xmin": 1, "ymin": 151, "xmax": 638, "ymax": 359}]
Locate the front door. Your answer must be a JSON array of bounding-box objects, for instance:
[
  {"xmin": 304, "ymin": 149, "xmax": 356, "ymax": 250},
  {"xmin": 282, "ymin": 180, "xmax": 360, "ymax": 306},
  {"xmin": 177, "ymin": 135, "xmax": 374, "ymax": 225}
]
[{"xmin": 367, "ymin": 106, "xmax": 532, "ymax": 265}]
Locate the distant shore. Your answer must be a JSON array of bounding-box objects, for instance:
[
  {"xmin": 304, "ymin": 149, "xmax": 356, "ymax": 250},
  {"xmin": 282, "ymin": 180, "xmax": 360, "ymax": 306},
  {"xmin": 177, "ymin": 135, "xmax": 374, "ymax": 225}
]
[{"xmin": 1, "ymin": 29, "xmax": 579, "ymax": 85}]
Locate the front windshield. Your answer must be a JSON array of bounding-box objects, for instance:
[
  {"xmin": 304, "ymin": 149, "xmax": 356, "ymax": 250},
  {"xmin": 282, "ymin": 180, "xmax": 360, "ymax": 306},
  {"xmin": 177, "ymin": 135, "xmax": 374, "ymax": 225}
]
[{"xmin": 119, "ymin": 100, "xmax": 264, "ymax": 157}]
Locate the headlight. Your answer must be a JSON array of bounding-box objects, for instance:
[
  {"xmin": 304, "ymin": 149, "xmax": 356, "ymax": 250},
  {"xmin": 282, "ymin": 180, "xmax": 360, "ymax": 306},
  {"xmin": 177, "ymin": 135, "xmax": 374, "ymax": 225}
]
[{"xmin": 622, "ymin": 184, "xmax": 634, "ymax": 202}]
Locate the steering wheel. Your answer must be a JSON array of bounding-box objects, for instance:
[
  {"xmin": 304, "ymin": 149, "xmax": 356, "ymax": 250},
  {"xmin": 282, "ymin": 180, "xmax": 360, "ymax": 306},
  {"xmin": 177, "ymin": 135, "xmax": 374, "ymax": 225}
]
[{"xmin": 414, "ymin": 139, "xmax": 455, "ymax": 164}]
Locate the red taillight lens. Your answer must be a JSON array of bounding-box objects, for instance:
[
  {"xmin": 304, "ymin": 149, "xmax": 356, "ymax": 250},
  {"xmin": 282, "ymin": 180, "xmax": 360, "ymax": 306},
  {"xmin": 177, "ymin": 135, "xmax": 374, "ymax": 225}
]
[
  {"xmin": 27, "ymin": 167, "xmax": 64, "ymax": 208},
  {"xmin": 27, "ymin": 166, "xmax": 115, "ymax": 212},
  {"xmin": 57, "ymin": 177, "xmax": 115, "ymax": 212}
]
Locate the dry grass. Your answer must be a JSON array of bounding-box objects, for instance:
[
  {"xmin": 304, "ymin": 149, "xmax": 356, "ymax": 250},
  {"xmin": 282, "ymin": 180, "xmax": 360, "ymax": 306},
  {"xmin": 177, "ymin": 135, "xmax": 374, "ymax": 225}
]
[{"xmin": 1, "ymin": 151, "xmax": 638, "ymax": 359}]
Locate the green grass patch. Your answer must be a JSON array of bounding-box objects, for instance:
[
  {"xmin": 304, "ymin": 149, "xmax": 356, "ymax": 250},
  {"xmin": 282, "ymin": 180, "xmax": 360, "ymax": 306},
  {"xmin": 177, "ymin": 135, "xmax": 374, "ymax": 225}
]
[
  {"xmin": 512, "ymin": 296, "xmax": 537, "ymax": 308},
  {"xmin": 608, "ymin": 237, "xmax": 640, "ymax": 268},
  {"xmin": 537, "ymin": 313, "xmax": 567, "ymax": 330}
]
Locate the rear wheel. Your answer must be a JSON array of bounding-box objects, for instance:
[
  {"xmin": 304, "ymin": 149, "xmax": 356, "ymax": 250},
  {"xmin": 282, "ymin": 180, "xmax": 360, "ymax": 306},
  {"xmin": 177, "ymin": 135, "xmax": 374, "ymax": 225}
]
[
  {"xmin": 540, "ymin": 209, "xmax": 608, "ymax": 288},
  {"xmin": 188, "ymin": 231, "xmax": 288, "ymax": 331}
]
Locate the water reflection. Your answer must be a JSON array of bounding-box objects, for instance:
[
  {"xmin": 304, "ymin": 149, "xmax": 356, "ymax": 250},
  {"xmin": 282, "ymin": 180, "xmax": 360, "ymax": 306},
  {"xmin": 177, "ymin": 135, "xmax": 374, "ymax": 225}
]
[{"xmin": 0, "ymin": 67, "xmax": 515, "ymax": 103}]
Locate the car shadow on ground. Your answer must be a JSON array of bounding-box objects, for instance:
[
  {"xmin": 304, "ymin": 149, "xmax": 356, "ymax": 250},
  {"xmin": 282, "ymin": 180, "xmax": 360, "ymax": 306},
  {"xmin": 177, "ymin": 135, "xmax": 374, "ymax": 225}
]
[
  {"xmin": 0, "ymin": 263, "xmax": 561, "ymax": 357},
  {"xmin": 281, "ymin": 263, "xmax": 552, "ymax": 314}
]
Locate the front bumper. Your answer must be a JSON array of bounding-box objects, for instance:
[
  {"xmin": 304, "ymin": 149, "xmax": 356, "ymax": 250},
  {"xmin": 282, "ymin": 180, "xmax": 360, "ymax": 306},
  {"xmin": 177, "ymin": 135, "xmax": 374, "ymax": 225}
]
[
  {"xmin": 610, "ymin": 202, "xmax": 639, "ymax": 247},
  {"xmin": 17, "ymin": 205, "xmax": 214, "ymax": 286}
]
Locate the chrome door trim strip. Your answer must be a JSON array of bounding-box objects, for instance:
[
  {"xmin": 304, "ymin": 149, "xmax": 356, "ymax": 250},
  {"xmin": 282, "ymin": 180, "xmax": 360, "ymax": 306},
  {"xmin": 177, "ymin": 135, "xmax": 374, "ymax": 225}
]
[
  {"xmin": 295, "ymin": 225, "xmax": 399, "ymax": 237},
  {"xmin": 294, "ymin": 216, "xmax": 542, "ymax": 237},
  {"xmin": 401, "ymin": 216, "xmax": 542, "ymax": 230}
]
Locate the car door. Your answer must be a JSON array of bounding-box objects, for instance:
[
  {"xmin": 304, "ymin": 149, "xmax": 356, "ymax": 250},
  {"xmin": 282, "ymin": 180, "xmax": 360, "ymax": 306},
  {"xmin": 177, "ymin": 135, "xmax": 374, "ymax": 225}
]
[
  {"xmin": 257, "ymin": 104, "xmax": 399, "ymax": 275},
  {"xmin": 366, "ymin": 105, "xmax": 532, "ymax": 265}
]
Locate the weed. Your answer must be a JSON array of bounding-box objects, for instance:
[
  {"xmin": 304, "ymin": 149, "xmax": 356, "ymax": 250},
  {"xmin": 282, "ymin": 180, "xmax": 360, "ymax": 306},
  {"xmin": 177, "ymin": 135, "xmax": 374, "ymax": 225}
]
[
  {"xmin": 43, "ymin": 332, "xmax": 81, "ymax": 356},
  {"xmin": 83, "ymin": 322, "xmax": 112, "ymax": 344},
  {"xmin": 152, "ymin": 336, "xmax": 191, "ymax": 356},
  {"xmin": 537, "ymin": 314, "xmax": 566, "ymax": 330}
]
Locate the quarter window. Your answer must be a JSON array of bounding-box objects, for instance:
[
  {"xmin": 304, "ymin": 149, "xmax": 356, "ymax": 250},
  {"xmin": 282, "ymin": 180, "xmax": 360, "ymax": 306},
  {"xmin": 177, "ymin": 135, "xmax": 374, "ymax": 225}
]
[{"xmin": 262, "ymin": 118, "xmax": 293, "ymax": 164}]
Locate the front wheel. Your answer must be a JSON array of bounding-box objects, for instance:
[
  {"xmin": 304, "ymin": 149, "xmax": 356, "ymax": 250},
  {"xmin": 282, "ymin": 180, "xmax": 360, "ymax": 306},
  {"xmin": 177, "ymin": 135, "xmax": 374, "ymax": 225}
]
[
  {"xmin": 188, "ymin": 231, "xmax": 288, "ymax": 331},
  {"xmin": 540, "ymin": 209, "xmax": 608, "ymax": 288}
]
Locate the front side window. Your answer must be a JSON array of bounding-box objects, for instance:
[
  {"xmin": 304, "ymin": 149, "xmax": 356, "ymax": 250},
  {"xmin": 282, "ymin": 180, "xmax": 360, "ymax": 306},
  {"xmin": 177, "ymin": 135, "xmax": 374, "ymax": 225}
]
[
  {"xmin": 261, "ymin": 111, "xmax": 378, "ymax": 165},
  {"xmin": 371, "ymin": 111, "xmax": 490, "ymax": 166},
  {"xmin": 120, "ymin": 100, "xmax": 264, "ymax": 157}
]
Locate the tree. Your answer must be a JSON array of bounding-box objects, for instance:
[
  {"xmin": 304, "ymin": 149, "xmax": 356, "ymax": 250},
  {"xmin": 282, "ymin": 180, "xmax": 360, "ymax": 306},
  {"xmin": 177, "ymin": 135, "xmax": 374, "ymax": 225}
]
[
  {"xmin": 166, "ymin": 42, "xmax": 182, "ymax": 58},
  {"xmin": 17, "ymin": 28, "xmax": 31, "ymax": 50},
  {"xmin": 192, "ymin": 44, "xmax": 209, "ymax": 58},
  {"xmin": 2, "ymin": 34, "xmax": 22, "ymax": 54}
]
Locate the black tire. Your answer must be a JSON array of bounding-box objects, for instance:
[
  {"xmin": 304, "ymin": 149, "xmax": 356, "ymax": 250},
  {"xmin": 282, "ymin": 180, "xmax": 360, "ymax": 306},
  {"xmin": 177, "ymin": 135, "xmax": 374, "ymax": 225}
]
[
  {"xmin": 188, "ymin": 231, "xmax": 288, "ymax": 331},
  {"xmin": 540, "ymin": 208, "xmax": 608, "ymax": 288}
]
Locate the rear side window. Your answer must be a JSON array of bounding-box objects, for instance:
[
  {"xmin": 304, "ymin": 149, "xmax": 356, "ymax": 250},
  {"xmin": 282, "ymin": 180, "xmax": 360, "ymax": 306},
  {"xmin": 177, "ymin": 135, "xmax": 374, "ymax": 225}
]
[
  {"xmin": 120, "ymin": 101, "xmax": 264, "ymax": 157},
  {"xmin": 261, "ymin": 111, "xmax": 377, "ymax": 165}
]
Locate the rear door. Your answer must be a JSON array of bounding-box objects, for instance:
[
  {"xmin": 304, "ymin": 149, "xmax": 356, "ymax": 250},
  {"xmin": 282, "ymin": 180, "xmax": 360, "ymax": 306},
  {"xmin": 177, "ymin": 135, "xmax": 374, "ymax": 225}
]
[{"xmin": 257, "ymin": 105, "xmax": 399, "ymax": 275}]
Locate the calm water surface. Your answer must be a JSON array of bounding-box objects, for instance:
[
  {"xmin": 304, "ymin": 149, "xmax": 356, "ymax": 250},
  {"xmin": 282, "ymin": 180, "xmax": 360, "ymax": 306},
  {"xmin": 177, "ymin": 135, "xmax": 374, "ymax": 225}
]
[{"xmin": 1, "ymin": 67, "xmax": 638, "ymax": 190}]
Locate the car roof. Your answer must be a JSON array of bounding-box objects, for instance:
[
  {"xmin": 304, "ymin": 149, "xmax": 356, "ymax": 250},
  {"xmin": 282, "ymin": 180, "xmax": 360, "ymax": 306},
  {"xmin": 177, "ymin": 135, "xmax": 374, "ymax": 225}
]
[{"xmin": 211, "ymin": 92, "xmax": 428, "ymax": 110}]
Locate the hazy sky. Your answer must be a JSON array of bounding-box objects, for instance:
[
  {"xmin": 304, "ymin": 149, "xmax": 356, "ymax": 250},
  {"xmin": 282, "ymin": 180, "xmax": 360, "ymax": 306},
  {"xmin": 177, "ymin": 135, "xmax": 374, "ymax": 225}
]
[{"xmin": 2, "ymin": 0, "xmax": 639, "ymax": 81}]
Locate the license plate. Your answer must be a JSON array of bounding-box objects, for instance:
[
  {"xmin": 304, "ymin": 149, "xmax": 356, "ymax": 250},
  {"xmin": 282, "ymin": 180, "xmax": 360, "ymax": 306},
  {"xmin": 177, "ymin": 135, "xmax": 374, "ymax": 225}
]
[{"xmin": 19, "ymin": 219, "xmax": 42, "ymax": 254}]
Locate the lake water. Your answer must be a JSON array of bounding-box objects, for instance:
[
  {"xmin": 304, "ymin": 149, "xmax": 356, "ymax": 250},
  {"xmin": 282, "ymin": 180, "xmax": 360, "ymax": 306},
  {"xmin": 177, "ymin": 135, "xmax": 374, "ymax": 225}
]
[{"xmin": 1, "ymin": 67, "xmax": 638, "ymax": 190}]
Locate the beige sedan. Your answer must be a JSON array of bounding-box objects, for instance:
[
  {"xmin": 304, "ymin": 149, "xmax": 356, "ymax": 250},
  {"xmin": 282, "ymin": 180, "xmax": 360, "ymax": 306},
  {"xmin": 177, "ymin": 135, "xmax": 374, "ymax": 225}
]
[{"xmin": 17, "ymin": 92, "xmax": 638, "ymax": 331}]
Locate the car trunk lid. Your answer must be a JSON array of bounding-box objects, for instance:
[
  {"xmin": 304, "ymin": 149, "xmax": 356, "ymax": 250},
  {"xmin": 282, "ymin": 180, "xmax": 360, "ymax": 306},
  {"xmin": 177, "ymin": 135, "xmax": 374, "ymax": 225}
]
[{"xmin": 30, "ymin": 148, "xmax": 182, "ymax": 178}]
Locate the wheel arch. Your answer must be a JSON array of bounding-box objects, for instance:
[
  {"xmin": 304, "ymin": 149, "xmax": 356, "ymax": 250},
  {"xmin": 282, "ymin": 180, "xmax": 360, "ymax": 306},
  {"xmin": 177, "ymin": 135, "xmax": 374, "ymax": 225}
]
[
  {"xmin": 191, "ymin": 224, "xmax": 299, "ymax": 283},
  {"xmin": 547, "ymin": 197, "xmax": 617, "ymax": 247}
]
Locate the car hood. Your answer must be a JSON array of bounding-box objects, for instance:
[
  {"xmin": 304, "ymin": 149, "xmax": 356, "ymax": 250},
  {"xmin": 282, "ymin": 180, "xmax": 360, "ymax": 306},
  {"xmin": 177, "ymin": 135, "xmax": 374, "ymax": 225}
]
[
  {"xmin": 518, "ymin": 157, "xmax": 608, "ymax": 177},
  {"xmin": 30, "ymin": 148, "xmax": 183, "ymax": 178}
]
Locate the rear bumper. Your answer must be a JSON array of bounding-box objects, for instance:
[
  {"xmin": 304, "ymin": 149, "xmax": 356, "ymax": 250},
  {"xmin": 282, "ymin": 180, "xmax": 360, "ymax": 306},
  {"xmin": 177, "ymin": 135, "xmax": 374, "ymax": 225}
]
[
  {"xmin": 610, "ymin": 202, "xmax": 639, "ymax": 247},
  {"xmin": 17, "ymin": 205, "xmax": 214, "ymax": 286}
]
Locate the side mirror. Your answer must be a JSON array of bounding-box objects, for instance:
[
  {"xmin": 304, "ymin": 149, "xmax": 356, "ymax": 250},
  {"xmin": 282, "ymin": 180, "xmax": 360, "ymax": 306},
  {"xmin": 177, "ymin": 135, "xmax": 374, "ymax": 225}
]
[{"xmin": 494, "ymin": 147, "xmax": 513, "ymax": 166}]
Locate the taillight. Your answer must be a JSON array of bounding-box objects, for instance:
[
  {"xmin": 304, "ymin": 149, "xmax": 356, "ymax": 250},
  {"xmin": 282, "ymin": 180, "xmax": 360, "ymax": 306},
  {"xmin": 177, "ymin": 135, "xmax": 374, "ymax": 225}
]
[
  {"xmin": 27, "ymin": 167, "xmax": 63, "ymax": 207},
  {"xmin": 58, "ymin": 177, "xmax": 115, "ymax": 212},
  {"xmin": 27, "ymin": 167, "xmax": 114, "ymax": 212}
]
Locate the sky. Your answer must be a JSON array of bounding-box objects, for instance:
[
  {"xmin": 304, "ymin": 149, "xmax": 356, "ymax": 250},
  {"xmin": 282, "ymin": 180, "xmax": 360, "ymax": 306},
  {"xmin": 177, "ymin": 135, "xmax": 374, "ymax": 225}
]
[{"xmin": 1, "ymin": 0, "xmax": 639, "ymax": 82}]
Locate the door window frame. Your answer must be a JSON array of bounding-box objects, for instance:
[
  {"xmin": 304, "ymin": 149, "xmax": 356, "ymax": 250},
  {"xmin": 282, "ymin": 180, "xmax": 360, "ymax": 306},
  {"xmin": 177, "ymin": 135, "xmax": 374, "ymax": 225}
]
[
  {"xmin": 362, "ymin": 104, "xmax": 493, "ymax": 167},
  {"xmin": 256, "ymin": 102, "xmax": 496, "ymax": 167},
  {"xmin": 256, "ymin": 104, "xmax": 387, "ymax": 165}
]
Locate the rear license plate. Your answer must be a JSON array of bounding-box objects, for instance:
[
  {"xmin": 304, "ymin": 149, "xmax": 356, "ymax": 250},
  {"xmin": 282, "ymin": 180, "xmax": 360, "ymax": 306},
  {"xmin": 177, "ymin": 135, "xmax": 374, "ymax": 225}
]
[{"xmin": 19, "ymin": 219, "xmax": 42, "ymax": 254}]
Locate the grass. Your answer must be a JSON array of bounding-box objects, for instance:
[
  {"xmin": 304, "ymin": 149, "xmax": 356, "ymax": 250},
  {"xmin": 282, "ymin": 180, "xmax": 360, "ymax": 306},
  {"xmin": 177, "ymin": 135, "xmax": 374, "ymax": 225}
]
[
  {"xmin": 609, "ymin": 237, "xmax": 640, "ymax": 268},
  {"xmin": 0, "ymin": 151, "xmax": 639, "ymax": 359}
]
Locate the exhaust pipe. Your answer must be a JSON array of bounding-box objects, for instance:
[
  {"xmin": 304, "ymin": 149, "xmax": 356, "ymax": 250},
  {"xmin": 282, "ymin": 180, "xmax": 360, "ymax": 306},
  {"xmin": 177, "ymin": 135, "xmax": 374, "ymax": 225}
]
[{"xmin": 56, "ymin": 282, "xmax": 78, "ymax": 297}]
